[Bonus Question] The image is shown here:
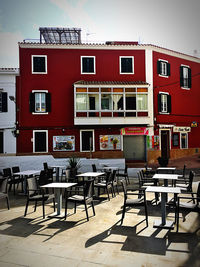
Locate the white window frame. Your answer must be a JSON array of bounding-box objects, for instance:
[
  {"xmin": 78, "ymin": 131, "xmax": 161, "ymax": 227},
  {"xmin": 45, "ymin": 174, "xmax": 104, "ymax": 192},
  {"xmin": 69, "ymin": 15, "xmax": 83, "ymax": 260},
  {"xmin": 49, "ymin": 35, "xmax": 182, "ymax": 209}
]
[
  {"xmin": 158, "ymin": 59, "xmax": 169, "ymax": 77},
  {"xmin": 32, "ymin": 90, "xmax": 48, "ymax": 114},
  {"xmin": 180, "ymin": 132, "xmax": 188, "ymax": 149},
  {"xmin": 181, "ymin": 64, "xmax": 190, "ymax": 89},
  {"xmin": 81, "ymin": 56, "xmax": 96, "ymax": 74},
  {"xmin": 120, "ymin": 56, "xmax": 134, "ymax": 74},
  {"xmin": 80, "ymin": 129, "xmax": 95, "ymax": 152},
  {"xmin": 32, "ymin": 55, "xmax": 47, "ymax": 74},
  {"xmin": 159, "ymin": 92, "xmax": 169, "ymax": 114},
  {"xmin": 33, "ymin": 130, "xmax": 48, "ymax": 153}
]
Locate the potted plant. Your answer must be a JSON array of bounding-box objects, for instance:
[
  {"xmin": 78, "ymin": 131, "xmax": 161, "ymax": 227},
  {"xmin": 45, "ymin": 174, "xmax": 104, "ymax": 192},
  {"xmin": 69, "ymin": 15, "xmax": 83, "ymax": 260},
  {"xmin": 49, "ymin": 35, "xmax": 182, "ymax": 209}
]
[
  {"xmin": 157, "ymin": 156, "xmax": 169, "ymax": 167},
  {"xmin": 67, "ymin": 156, "xmax": 81, "ymax": 178}
]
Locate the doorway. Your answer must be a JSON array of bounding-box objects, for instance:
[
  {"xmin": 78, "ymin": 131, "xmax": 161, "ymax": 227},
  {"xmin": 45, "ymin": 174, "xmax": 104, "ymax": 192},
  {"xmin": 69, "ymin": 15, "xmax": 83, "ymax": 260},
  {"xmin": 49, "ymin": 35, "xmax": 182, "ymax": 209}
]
[
  {"xmin": 161, "ymin": 130, "xmax": 170, "ymax": 158},
  {"xmin": 123, "ymin": 135, "xmax": 146, "ymax": 161}
]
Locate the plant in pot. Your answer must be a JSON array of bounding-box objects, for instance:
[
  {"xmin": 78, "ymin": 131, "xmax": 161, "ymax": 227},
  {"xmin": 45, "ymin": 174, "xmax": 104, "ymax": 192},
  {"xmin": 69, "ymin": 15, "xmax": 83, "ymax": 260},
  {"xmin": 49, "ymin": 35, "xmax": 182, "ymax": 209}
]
[
  {"xmin": 157, "ymin": 156, "xmax": 169, "ymax": 167},
  {"xmin": 67, "ymin": 156, "xmax": 81, "ymax": 178}
]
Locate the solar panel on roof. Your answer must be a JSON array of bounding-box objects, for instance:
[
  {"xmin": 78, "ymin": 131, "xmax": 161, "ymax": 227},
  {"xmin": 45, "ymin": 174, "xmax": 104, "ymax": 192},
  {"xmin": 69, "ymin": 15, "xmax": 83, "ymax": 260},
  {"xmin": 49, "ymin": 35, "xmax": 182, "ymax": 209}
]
[{"xmin": 39, "ymin": 27, "xmax": 81, "ymax": 44}]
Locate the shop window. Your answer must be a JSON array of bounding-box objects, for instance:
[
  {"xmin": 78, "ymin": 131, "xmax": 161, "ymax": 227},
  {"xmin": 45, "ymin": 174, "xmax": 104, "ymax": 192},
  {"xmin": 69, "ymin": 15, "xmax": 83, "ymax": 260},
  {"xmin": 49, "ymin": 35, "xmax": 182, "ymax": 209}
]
[
  {"xmin": 80, "ymin": 130, "xmax": 94, "ymax": 152},
  {"xmin": 180, "ymin": 133, "xmax": 188, "ymax": 149},
  {"xmin": 33, "ymin": 130, "xmax": 48, "ymax": 153},
  {"xmin": 180, "ymin": 65, "xmax": 191, "ymax": 89},
  {"xmin": 32, "ymin": 55, "xmax": 47, "ymax": 74},
  {"xmin": 0, "ymin": 92, "xmax": 8, "ymax": 112},
  {"xmin": 173, "ymin": 133, "xmax": 179, "ymax": 146},
  {"xmin": 29, "ymin": 91, "xmax": 51, "ymax": 113},
  {"xmin": 120, "ymin": 56, "xmax": 134, "ymax": 74},
  {"xmin": 158, "ymin": 93, "xmax": 171, "ymax": 113},
  {"xmin": 157, "ymin": 60, "xmax": 170, "ymax": 77},
  {"xmin": 81, "ymin": 56, "xmax": 95, "ymax": 74}
]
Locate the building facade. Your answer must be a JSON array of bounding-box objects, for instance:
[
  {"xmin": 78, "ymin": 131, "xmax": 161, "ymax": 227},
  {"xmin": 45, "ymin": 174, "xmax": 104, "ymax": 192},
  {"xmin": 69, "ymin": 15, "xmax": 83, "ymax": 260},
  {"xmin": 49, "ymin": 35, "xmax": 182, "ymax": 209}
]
[
  {"xmin": 16, "ymin": 41, "xmax": 200, "ymax": 163},
  {"xmin": 0, "ymin": 68, "xmax": 19, "ymax": 154}
]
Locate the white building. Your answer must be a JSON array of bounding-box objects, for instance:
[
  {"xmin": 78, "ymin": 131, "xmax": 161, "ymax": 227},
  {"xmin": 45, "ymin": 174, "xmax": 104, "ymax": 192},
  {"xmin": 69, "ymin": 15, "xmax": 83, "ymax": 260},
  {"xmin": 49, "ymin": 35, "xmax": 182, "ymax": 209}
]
[{"xmin": 0, "ymin": 68, "xmax": 19, "ymax": 154}]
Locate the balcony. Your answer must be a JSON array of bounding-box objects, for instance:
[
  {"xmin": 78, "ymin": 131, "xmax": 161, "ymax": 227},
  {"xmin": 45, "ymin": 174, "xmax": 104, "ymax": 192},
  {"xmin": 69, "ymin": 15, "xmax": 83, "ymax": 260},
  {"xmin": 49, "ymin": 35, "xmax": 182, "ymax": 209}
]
[{"xmin": 74, "ymin": 81, "xmax": 152, "ymax": 125}]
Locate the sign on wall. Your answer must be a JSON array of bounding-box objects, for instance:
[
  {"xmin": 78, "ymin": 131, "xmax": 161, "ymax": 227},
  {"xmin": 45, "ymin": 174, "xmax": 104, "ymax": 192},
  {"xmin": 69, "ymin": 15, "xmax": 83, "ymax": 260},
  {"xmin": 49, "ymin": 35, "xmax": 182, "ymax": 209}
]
[
  {"xmin": 100, "ymin": 135, "xmax": 121, "ymax": 150},
  {"xmin": 173, "ymin": 126, "xmax": 191, "ymax": 132},
  {"xmin": 153, "ymin": 135, "xmax": 160, "ymax": 150},
  {"xmin": 121, "ymin": 127, "xmax": 149, "ymax": 135},
  {"xmin": 53, "ymin": 136, "xmax": 75, "ymax": 151}
]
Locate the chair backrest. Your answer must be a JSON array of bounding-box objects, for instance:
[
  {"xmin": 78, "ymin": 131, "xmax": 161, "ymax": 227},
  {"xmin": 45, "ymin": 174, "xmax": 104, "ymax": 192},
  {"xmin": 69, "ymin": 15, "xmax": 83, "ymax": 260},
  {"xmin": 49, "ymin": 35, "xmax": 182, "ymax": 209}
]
[
  {"xmin": 27, "ymin": 177, "xmax": 38, "ymax": 196},
  {"xmin": 121, "ymin": 179, "xmax": 127, "ymax": 197},
  {"xmin": 124, "ymin": 165, "xmax": 128, "ymax": 174},
  {"xmin": 92, "ymin": 164, "xmax": 97, "ymax": 172},
  {"xmin": 111, "ymin": 170, "xmax": 117, "ymax": 182},
  {"xmin": 43, "ymin": 162, "xmax": 48, "ymax": 170},
  {"xmin": 3, "ymin": 168, "xmax": 12, "ymax": 178},
  {"xmin": 182, "ymin": 164, "xmax": 186, "ymax": 178},
  {"xmin": 0, "ymin": 178, "xmax": 8, "ymax": 194},
  {"xmin": 188, "ymin": 171, "xmax": 194, "ymax": 186},
  {"xmin": 12, "ymin": 166, "xmax": 20, "ymax": 174},
  {"xmin": 84, "ymin": 179, "xmax": 94, "ymax": 198}
]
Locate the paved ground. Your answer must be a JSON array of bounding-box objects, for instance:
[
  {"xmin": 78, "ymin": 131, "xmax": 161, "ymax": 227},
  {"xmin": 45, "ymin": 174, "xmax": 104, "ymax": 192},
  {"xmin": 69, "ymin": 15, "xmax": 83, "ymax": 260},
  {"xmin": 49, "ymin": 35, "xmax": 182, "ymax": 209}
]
[{"xmin": 0, "ymin": 169, "xmax": 200, "ymax": 267}]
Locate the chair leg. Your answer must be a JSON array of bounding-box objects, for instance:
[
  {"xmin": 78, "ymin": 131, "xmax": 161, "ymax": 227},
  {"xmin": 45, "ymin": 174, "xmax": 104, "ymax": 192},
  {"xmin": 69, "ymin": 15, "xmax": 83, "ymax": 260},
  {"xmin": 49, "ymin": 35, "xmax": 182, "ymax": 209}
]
[
  {"xmin": 34, "ymin": 201, "xmax": 37, "ymax": 212},
  {"xmin": 74, "ymin": 202, "xmax": 76, "ymax": 213},
  {"xmin": 106, "ymin": 188, "xmax": 110, "ymax": 201},
  {"xmin": 84, "ymin": 202, "xmax": 89, "ymax": 221},
  {"xmin": 144, "ymin": 202, "xmax": 148, "ymax": 227},
  {"xmin": 91, "ymin": 201, "xmax": 95, "ymax": 216},
  {"xmin": 64, "ymin": 199, "xmax": 68, "ymax": 220},
  {"xmin": 53, "ymin": 198, "xmax": 56, "ymax": 212},
  {"xmin": 176, "ymin": 200, "xmax": 180, "ymax": 232},
  {"xmin": 24, "ymin": 200, "xmax": 29, "ymax": 216},
  {"xmin": 6, "ymin": 196, "xmax": 10, "ymax": 210},
  {"xmin": 42, "ymin": 200, "xmax": 45, "ymax": 219},
  {"xmin": 121, "ymin": 205, "xmax": 126, "ymax": 225}
]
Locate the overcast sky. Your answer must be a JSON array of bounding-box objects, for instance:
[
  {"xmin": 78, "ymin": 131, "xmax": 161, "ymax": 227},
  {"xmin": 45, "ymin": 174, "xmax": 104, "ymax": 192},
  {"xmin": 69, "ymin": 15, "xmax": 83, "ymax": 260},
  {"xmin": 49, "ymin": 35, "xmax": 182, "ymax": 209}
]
[{"xmin": 0, "ymin": 0, "xmax": 199, "ymax": 67}]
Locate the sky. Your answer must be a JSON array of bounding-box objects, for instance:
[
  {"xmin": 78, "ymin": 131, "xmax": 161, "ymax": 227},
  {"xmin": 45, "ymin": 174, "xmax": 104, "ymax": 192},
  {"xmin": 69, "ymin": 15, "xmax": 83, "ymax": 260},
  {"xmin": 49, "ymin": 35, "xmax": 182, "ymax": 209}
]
[{"xmin": 0, "ymin": 0, "xmax": 199, "ymax": 67}]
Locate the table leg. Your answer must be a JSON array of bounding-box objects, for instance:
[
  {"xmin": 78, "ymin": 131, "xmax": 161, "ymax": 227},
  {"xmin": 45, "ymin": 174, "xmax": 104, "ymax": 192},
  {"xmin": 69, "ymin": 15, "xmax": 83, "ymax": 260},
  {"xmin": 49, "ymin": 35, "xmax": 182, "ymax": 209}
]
[
  {"xmin": 48, "ymin": 188, "xmax": 65, "ymax": 218},
  {"xmin": 161, "ymin": 192, "xmax": 167, "ymax": 225}
]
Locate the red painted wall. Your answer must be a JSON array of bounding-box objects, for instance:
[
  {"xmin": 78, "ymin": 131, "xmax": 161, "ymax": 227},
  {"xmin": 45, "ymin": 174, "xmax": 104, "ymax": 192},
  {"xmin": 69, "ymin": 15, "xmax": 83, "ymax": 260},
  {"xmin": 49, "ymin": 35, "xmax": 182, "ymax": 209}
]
[{"xmin": 18, "ymin": 47, "xmax": 145, "ymax": 128}]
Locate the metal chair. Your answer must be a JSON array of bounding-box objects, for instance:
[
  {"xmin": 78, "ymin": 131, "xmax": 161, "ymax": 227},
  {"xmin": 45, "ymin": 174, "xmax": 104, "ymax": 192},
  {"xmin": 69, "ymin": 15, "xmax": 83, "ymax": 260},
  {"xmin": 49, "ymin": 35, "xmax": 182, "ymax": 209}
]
[
  {"xmin": 116, "ymin": 165, "xmax": 130, "ymax": 185},
  {"xmin": 176, "ymin": 181, "xmax": 200, "ymax": 232},
  {"xmin": 120, "ymin": 179, "xmax": 148, "ymax": 227},
  {"xmin": 24, "ymin": 177, "xmax": 55, "ymax": 219},
  {"xmin": 65, "ymin": 179, "xmax": 95, "ymax": 221},
  {"xmin": 94, "ymin": 171, "xmax": 114, "ymax": 200},
  {"xmin": 175, "ymin": 170, "xmax": 195, "ymax": 193}
]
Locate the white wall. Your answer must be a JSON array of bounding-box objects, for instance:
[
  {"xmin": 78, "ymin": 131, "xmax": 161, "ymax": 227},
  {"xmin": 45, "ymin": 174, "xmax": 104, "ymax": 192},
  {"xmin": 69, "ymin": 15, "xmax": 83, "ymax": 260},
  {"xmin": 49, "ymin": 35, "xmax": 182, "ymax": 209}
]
[{"xmin": 0, "ymin": 69, "xmax": 18, "ymax": 154}]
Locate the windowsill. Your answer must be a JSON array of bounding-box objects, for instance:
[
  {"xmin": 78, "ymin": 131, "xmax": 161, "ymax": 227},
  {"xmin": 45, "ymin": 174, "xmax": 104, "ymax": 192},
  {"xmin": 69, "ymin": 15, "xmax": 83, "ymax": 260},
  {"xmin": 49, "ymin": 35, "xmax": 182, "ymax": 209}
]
[
  {"xmin": 81, "ymin": 72, "xmax": 96, "ymax": 75},
  {"xmin": 120, "ymin": 73, "xmax": 134, "ymax": 75},
  {"xmin": 159, "ymin": 74, "xmax": 169, "ymax": 78},
  {"xmin": 32, "ymin": 112, "xmax": 49, "ymax": 115},
  {"xmin": 181, "ymin": 87, "xmax": 190, "ymax": 90},
  {"xmin": 32, "ymin": 72, "xmax": 47, "ymax": 74},
  {"xmin": 159, "ymin": 112, "xmax": 170, "ymax": 114}
]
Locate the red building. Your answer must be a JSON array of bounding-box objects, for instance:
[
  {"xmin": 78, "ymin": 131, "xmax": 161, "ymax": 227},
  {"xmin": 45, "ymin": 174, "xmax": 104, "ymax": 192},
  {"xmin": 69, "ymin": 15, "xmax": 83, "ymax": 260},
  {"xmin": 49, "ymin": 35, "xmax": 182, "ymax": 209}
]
[{"xmin": 16, "ymin": 28, "xmax": 200, "ymax": 163}]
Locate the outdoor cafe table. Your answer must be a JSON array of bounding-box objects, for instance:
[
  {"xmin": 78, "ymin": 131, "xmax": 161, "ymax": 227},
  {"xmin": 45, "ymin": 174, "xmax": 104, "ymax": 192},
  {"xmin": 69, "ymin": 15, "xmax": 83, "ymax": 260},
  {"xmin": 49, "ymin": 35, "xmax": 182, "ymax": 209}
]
[
  {"xmin": 153, "ymin": 173, "xmax": 180, "ymax": 187},
  {"xmin": 157, "ymin": 167, "xmax": 176, "ymax": 174},
  {"xmin": 14, "ymin": 170, "xmax": 40, "ymax": 194},
  {"xmin": 50, "ymin": 165, "xmax": 65, "ymax": 182},
  {"xmin": 40, "ymin": 182, "xmax": 77, "ymax": 218},
  {"xmin": 76, "ymin": 172, "xmax": 105, "ymax": 182},
  {"xmin": 146, "ymin": 186, "xmax": 181, "ymax": 229}
]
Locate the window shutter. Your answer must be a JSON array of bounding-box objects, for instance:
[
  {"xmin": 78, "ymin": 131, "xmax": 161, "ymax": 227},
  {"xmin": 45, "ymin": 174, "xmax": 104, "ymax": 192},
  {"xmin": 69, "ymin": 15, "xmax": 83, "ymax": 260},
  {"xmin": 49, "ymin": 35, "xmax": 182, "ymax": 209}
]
[
  {"xmin": 180, "ymin": 66, "xmax": 184, "ymax": 87},
  {"xmin": 167, "ymin": 95, "xmax": 171, "ymax": 113},
  {"xmin": 167, "ymin": 63, "xmax": 170, "ymax": 76},
  {"xmin": 157, "ymin": 60, "xmax": 161, "ymax": 74},
  {"xmin": 46, "ymin": 93, "xmax": 51, "ymax": 112},
  {"xmin": 188, "ymin": 68, "xmax": 192, "ymax": 88},
  {"xmin": 29, "ymin": 93, "xmax": 35, "ymax": 112},
  {"xmin": 2, "ymin": 92, "xmax": 8, "ymax": 112},
  {"xmin": 158, "ymin": 94, "xmax": 161, "ymax": 112}
]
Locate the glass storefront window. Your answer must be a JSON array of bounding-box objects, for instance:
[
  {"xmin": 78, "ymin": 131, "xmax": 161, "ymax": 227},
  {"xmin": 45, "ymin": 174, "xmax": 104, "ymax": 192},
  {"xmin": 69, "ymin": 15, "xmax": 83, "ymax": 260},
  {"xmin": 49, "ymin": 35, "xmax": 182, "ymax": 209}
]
[
  {"xmin": 76, "ymin": 94, "xmax": 88, "ymax": 110},
  {"xmin": 137, "ymin": 94, "xmax": 148, "ymax": 110}
]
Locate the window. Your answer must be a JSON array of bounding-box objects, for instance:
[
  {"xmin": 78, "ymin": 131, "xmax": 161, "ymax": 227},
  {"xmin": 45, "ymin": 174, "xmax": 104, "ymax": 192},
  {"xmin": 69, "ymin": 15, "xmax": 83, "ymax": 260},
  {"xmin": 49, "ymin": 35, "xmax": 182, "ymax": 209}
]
[
  {"xmin": 32, "ymin": 55, "xmax": 47, "ymax": 74},
  {"xmin": 157, "ymin": 60, "xmax": 170, "ymax": 76},
  {"xmin": 173, "ymin": 133, "xmax": 179, "ymax": 146},
  {"xmin": 80, "ymin": 130, "xmax": 94, "ymax": 152},
  {"xmin": 158, "ymin": 93, "xmax": 171, "ymax": 113},
  {"xmin": 180, "ymin": 65, "xmax": 191, "ymax": 89},
  {"xmin": 126, "ymin": 94, "xmax": 136, "ymax": 110},
  {"xmin": 0, "ymin": 92, "xmax": 8, "ymax": 112},
  {"xmin": 33, "ymin": 130, "xmax": 48, "ymax": 153},
  {"xmin": 120, "ymin": 56, "xmax": 134, "ymax": 74},
  {"xmin": 81, "ymin": 56, "xmax": 95, "ymax": 74},
  {"xmin": 101, "ymin": 94, "xmax": 112, "ymax": 110},
  {"xmin": 29, "ymin": 91, "xmax": 51, "ymax": 113},
  {"xmin": 180, "ymin": 133, "xmax": 188, "ymax": 149}
]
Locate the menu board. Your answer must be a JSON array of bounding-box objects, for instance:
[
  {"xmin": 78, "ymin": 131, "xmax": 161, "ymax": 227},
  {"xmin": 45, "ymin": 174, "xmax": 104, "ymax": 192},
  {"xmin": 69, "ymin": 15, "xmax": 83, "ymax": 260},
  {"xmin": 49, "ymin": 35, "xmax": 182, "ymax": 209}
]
[
  {"xmin": 100, "ymin": 135, "xmax": 121, "ymax": 150},
  {"xmin": 53, "ymin": 136, "xmax": 75, "ymax": 151}
]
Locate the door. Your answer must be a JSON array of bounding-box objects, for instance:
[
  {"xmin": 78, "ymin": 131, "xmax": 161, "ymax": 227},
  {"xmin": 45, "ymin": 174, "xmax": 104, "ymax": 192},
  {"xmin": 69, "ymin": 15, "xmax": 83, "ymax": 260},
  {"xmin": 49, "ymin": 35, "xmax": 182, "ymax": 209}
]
[
  {"xmin": 123, "ymin": 135, "xmax": 146, "ymax": 161},
  {"xmin": 161, "ymin": 130, "xmax": 170, "ymax": 158},
  {"xmin": 34, "ymin": 131, "xmax": 47, "ymax": 152},
  {"xmin": 0, "ymin": 132, "xmax": 3, "ymax": 153}
]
